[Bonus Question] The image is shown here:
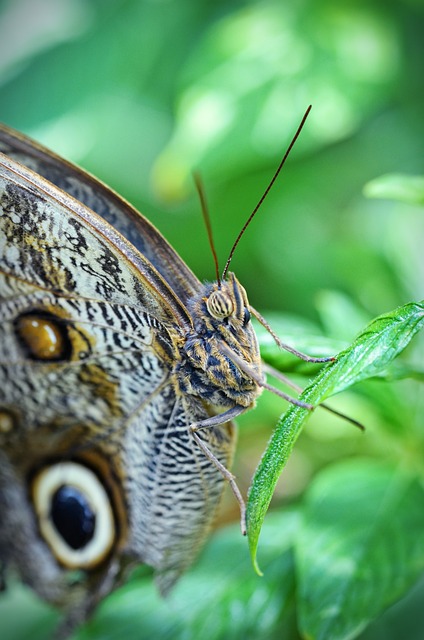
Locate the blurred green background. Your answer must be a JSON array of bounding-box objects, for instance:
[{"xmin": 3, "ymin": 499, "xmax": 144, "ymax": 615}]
[{"xmin": 0, "ymin": 0, "xmax": 423, "ymax": 638}]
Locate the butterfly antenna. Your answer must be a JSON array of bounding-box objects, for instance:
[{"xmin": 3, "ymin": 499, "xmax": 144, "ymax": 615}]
[
  {"xmin": 194, "ymin": 172, "xmax": 221, "ymax": 286},
  {"xmin": 221, "ymin": 105, "xmax": 312, "ymax": 281}
]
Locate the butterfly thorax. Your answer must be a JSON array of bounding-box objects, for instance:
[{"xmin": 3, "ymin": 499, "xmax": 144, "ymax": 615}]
[{"xmin": 175, "ymin": 273, "xmax": 263, "ymax": 408}]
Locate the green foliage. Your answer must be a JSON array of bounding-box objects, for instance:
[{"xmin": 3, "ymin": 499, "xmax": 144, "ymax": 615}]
[
  {"xmin": 297, "ymin": 460, "xmax": 424, "ymax": 640},
  {"xmin": 1, "ymin": 0, "xmax": 424, "ymax": 638},
  {"xmin": 364, "ymin": 174, "xmax": 424, "ymax": 206},
  {"xmin": 247, "ymin": 299, "xmax": 424, "ymax": 638},
  {"xmin": 248, "ymin": 301, "xmax": 424, "ymax": 570}
]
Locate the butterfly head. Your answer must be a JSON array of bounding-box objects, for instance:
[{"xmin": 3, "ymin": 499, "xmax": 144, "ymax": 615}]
[{"xmin": 182, "ymin": 273, "xmax": 262, "ymax": 408}]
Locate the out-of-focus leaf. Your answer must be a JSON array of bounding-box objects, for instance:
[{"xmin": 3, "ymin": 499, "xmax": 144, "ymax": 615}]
[
  {"xmin": 296, "ymin": 460, "xmax": 424, "ymax": 640},
  {"xmin": 363, "ymin": 173, "xmax": 424, "ymax": 205},
  {"xmin": 152, "ymin": 3, "xmax": 400, "ymax": 201},
  {"xmin": 0, "ymin": 584, "xmax": 59, "ymax": 640},
  {"xmin": 315, "ymin": 290, "xmax": 371, "ymax": 342}
]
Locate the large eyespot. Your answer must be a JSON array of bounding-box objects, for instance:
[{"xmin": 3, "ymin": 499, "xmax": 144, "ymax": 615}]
[
  {"xmin": 206, "ymin": 290, "xmax": 234, "ymax": 319},
  {"xmin": 14, "ymin": 311, "xmax": 71, "ymax": 361},
  {"xmin": 32, "ymin": 462, "xmax": 115, "ymax": 569}
]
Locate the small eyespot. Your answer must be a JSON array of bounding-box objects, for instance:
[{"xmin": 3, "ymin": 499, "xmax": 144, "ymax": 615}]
[
  {"xmin": 32, "ymin": 462, "xmax": 115, "ymax": 569},
  {"xmin": 14, "ymin": 312, "xmax": 71, "ymax": 361},
  {"xmin": 243, "ymin": 307, "xmax": 251, "ymax": 326},
  {"xmin": 0, "ymin": 408, "xmax": 17, "ymax": 434},
  {"xmin": 206, "ymin": 290, "xmax": 234, "ymax": 319}
]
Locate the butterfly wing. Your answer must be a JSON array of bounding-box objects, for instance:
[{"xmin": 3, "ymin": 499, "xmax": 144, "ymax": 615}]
[
  {"xmin": 0, "ymin": 123, "xmax": 201, "ymax": 304},
  {"xmin": 0, "ymin": 148, "xmax": 235, "ymax": 627}
]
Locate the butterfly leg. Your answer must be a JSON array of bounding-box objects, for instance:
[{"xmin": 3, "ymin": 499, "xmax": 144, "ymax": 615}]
[
  {"xmin": 251, "ymin": 306, "xmax": 335, "ymax": 363},
  {"xmin": 190, "ymin": 405, "xmax": 248, "ymax": 535}
]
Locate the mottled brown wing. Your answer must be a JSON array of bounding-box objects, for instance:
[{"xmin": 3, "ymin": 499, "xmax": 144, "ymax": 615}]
[
  {"xmin": 0, "ymin": 123, "xmax": 201, "ymax": 304},
  {"xmin": 0, "ymin": 149, "xmax": 235, "ymax": 629}
]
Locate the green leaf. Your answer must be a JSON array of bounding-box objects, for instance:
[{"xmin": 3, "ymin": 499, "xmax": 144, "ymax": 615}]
[
  {"xmin": 363, "ymin": 174, "xmax": 424, "ymax": 206},
  {"xmin": 296, "ymin": 460, "xmax": 424, "ymax": 640},
  {"xmin": 247, "ymin": 301, "xmax": 424, "ymax": 570}
]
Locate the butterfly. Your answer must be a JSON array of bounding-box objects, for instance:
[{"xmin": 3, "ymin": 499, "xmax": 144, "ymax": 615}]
[{"xmin": 0, "ymin": 108, "xmax": 332, "ymax": 635}]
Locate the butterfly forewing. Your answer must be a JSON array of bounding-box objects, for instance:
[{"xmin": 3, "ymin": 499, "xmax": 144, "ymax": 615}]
[
  {"xmin": 0, "ymin": 124, "xmax": 201, "ymax": 303},
  {"xmin": 0, "ymin": 135, "xmax": 236, "ymax": 628}
]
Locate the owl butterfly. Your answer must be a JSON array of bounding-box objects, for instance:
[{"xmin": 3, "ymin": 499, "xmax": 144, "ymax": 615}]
[{"xmin": 0, "ymin": 108, "xmax": 332, "ymax": 636}]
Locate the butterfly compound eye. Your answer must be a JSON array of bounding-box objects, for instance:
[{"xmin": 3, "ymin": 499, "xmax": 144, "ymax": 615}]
[
  {"xmin": 32, "ymin": 462, "xmax": 115, "ymax": 569},
  {"xmin": 206, "ymin": 290, "xmax": 235, "ymax": 319}
]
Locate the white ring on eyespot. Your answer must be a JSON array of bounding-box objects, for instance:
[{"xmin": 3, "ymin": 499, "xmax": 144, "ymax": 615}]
[{"xmin": 32, "ymin": 462, "xmax": 115, "ymax": 569}]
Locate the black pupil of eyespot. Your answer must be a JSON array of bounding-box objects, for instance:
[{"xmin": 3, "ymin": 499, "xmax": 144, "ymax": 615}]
[
  {"xmin": 50, "ymin": 486, "xmax": 96, "ymax": 550},
  {"xmin": 243, "ymin": 308, "xmax": 251, "ymax": 325}
]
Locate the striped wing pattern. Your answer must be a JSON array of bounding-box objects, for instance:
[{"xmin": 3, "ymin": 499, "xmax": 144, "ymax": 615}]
[{"xmin": 0, "ymin": 127, "xmax": 235, "ymax": 628}]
